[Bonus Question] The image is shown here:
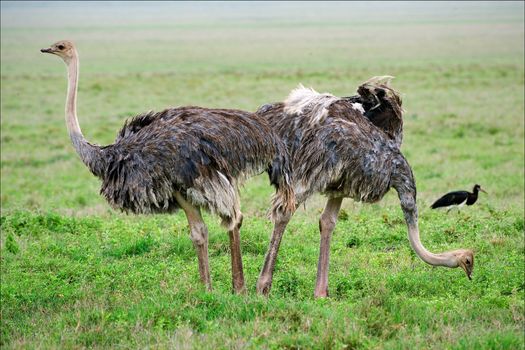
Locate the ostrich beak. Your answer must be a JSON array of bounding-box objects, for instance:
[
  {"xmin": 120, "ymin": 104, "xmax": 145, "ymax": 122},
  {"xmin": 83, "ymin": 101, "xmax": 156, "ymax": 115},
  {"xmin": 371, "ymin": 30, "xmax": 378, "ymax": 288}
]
[
  {"xmin": 40, "ymin": 47, "xmax": 53, "ymax": 54},
  {"xmin": 459, "ymin": 262, "xmax": 473, "ymax": 280}
]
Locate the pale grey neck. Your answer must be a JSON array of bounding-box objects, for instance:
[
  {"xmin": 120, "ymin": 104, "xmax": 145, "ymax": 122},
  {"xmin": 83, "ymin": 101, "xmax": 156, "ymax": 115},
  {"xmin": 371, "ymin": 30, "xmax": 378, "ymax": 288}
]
[
  {"xmin": 407, "ymin": 215, "xmax": 456, "ymax": 268},
  {"xmin": 66, "ymin": 53, "xmax": 82, "ymax": 140},
  {"xmin": 394, "ymin": 161, "xmax": 456, "ymax": 269},
  {"xmin": 63, "ymin": 51, "xmax": 104, "ymax": 177}
]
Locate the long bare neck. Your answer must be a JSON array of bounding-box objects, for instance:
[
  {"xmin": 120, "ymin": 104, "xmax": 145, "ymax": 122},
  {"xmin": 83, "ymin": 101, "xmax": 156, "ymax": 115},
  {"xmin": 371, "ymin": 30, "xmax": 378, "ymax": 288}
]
[
  {"xmin": 66, "ymin": 52, "xmax": 81, "ymax": 139},
  {"xmin": 405, "ymin": 210, "xmax": 456, "ymax": 267},
  {"xmin": 393, "ymin": 159, "xmax": 457, "ymax": 268},
  {"xmin": 65, "ymin": 51, "xmax": 105, "ymax": 177}
]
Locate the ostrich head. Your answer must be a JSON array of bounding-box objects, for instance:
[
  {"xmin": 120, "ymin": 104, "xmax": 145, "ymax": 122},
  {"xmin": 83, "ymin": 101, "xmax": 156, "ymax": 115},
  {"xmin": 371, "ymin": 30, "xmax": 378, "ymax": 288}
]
[
  {"xmin": 40, "ymin": 40, "xmax": 76, "ymax": 64},
  {"xmin": 449, "ymin": 249, "xmax": 475, "ymax": 280}
]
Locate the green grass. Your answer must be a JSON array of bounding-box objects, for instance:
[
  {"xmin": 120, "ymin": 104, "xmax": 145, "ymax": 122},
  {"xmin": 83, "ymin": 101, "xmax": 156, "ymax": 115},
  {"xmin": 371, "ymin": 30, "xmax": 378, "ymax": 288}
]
[{"xmin": 1, "ymin": 2, "xmax": 524, "ymax": 349}]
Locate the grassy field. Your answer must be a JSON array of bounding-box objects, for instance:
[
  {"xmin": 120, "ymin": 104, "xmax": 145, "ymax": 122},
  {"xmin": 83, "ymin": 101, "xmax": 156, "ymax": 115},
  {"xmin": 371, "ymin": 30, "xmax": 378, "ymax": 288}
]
[{"xmin": 1, "ymin": 2, "xmax": 524, "ymax": 349}]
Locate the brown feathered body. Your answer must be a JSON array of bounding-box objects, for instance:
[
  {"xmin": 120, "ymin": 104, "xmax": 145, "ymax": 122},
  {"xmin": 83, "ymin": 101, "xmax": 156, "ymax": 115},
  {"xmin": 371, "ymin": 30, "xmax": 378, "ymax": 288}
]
[
  {"xmin": 41, "ymin": 38, "xmax": 297, "ymax": 293},
  {"xmin": 255, "ymin": 81, "xmax": 413, "ymax": 207},
  {"xmin": 81, "ymin": 106, "xmax": 294, "ymax": 226},
  {"xmin": 256, "ymin": 79, "xmax": 475, "ymax": 296}
]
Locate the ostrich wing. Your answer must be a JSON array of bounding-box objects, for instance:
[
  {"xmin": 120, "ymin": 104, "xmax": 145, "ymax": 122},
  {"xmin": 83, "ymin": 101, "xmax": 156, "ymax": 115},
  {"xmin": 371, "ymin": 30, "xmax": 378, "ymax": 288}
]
[
  {"xmin": 114, "ymin": 111, "xmax": 159, "ymax": 142},
  {"xmin": 430, "ymin": 191, "xmax": 469, "ymax": 209},
  {"xmin": 101, "ymin": 106, "xmax": 281, "ymax": 215}
]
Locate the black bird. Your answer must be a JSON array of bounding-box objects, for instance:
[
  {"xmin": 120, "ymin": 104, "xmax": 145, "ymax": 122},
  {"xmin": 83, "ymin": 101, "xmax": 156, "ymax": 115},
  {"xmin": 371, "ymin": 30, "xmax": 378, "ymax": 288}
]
[{"xmin": 431, "ymin": 184, "xmax": 487, "ymax": 211}]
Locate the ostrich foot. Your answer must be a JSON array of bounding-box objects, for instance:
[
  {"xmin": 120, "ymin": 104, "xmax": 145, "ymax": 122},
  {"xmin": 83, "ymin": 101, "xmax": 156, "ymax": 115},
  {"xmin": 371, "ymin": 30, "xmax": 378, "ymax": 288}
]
[
  {"xmin": 314, "ymin": 289, "xmax": 329, "ymax": 298},
  {"xmin": 256, "ymin": 275, "xmax": 272, "ymax": 296}
]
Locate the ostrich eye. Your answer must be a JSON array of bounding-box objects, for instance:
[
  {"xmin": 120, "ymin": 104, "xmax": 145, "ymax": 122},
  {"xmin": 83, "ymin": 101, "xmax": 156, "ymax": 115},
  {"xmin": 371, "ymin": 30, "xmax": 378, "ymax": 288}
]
[{"xmin": 57, "ymin": 44, "xmax": 65, "ymax": 50}]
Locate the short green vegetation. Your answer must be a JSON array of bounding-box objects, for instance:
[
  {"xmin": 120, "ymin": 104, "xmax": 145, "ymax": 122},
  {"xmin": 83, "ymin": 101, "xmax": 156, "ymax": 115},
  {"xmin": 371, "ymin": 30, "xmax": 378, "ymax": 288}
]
[{"xmin": 1, "ymin": 3, "xmax": 523, "ymax": 349}]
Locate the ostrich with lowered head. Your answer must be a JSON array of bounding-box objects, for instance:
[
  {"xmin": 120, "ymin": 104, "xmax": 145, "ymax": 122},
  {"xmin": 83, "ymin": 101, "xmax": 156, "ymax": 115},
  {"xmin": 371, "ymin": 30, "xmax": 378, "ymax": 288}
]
[
  {"xmin": 255, "ymin": 77, "xmax": 474, "ymax": 297},
  {"xmin": 40, "ymin": 40, "xmax": 295, "ymax": 294}
]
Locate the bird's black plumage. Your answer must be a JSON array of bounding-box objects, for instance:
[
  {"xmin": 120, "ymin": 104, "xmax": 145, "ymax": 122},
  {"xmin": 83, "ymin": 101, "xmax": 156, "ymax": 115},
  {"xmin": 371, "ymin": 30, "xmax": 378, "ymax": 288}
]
[
  {"xmin": 431, "ymin": 184, "xmax": 485, "ymax": 209},
  {"xmin": 430, "ymin": 191, "xmax": 469, "ymax": 209}
]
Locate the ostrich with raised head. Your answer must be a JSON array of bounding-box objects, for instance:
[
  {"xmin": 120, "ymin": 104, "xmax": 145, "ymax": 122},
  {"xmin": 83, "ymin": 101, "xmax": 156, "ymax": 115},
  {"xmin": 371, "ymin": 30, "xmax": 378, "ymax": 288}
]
[
  {"xmin": 40, "ymin": 40, "xmax": 295, "ymax": 294},
  {"xmin": 255, "ymin": 77, "xmax": 474, "ymax": 297}
]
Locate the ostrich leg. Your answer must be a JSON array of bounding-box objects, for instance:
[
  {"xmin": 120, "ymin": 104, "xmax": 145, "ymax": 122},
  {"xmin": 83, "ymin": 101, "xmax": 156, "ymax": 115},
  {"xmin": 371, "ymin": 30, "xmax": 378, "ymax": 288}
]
[
  {"xmin": 227, "ymin": 213, "xmax": 246, "ymax": 294},
  {"xmin": 256, "ymin": 211, "xmax": 292, "ymax": 295},
  {"xmin": 174, "ymin": 192, "xmax": 212, "ymax": 291},
  {"xmin": 314, "ymin": 197, "xmax": 343, "ymax": 298}
]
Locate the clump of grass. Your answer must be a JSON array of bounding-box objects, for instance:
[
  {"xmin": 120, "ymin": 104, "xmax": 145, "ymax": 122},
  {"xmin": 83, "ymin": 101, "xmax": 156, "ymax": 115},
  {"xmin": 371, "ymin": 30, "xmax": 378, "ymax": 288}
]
[
  {"xmin": 105, "ymin": 234, "xmax": 157, "ymax": 258},
  {"xmin": 5, "ymin": 233, "xmax": 19, "ymax": 254},
  {"xmin": 345, "ymin": 235, "xmax": 361, "ymax": 248}
]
